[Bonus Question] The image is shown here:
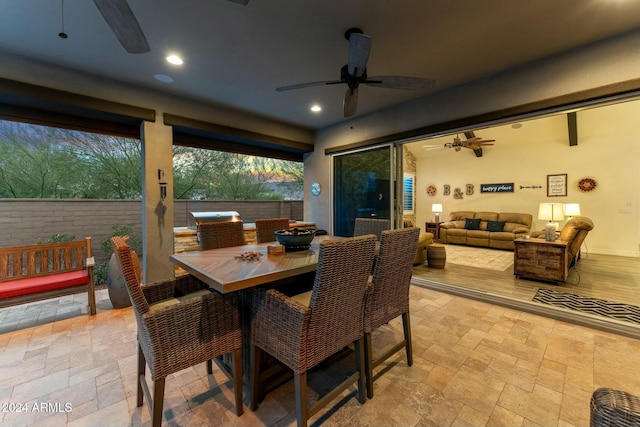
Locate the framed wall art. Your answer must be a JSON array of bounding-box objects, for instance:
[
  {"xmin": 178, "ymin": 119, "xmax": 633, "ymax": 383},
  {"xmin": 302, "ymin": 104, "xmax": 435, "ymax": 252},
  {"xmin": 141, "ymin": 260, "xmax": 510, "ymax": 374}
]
[{"xmin": 547, "ymin": 173, "xmax": 567, "ymax": 197}]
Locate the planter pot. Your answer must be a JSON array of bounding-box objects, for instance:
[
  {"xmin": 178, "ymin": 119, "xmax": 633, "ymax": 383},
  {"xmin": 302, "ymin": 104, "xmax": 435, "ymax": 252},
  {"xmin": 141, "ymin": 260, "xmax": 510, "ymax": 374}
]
[{"xmin": 107, "ymin": 253, "xmax": 132, "ymax": 308}]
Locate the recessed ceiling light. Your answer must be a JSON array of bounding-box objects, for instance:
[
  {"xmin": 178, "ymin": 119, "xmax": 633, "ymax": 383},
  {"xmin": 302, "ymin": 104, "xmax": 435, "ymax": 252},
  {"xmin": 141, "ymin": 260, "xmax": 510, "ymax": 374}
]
[
  {"xmin": 310, "ymin": 105, "xmax": 322, "ymax": 113},
  {"xmin": 166, "ymin": 55, "xmax": 183, "ymax": 65},
  {"xmin": 154, "ymin": 74, "xmax": 174, "ymax": 83}
]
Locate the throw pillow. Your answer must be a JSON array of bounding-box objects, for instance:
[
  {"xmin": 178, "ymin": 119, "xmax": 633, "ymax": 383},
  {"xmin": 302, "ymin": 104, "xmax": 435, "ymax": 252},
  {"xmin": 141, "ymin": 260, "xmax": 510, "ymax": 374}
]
[
  {"xmin": 487, "ymin": 220, "xmax": 506, "ymax": 232},
  {"xmin": 464, "ymin": 218, "xmax": 481, "ymax": 230}
]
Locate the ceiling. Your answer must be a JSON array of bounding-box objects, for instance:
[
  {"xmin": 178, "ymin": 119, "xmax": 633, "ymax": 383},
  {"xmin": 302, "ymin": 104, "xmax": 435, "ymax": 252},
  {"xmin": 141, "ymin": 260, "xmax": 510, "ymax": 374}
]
[{"xmin": 3, "ymin": 1, "xmax": 640, "ymax": 130}]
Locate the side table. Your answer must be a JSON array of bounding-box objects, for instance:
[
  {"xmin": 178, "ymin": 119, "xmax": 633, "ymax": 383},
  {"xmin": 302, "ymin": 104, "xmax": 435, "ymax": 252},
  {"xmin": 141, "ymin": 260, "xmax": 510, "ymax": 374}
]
[
  {"xmin": 425, "ymin": 221, "xmax": 443, "ymax": 241},
  {"xmin": 513, "ymin": 237, "xmax": 569, "ymax": 284}
]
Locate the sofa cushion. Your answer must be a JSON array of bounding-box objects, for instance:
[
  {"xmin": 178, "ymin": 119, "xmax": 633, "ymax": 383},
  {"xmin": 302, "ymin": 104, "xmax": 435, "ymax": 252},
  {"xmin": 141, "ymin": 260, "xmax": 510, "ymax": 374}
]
[
  {"xmin": 475, "ymin": 212, "xmax": 499, "ymax": 222},
  {"xmin": 487, "ymin": 220, "xmax": 505, "ymax": 232},
  {"xmin": 498, "ymin": 212, "xmax": 533, "ymax": 228},
  {"xmin": 449, "ymin": 211, "xmax": 476, "ymax": 221},
  {"xmin": 0, "ymin": 270, "xmax": 90, "ymax": 299},
  {"xmin": 464, "ymin": 218, "xmax": 481, "ymax": 230}
]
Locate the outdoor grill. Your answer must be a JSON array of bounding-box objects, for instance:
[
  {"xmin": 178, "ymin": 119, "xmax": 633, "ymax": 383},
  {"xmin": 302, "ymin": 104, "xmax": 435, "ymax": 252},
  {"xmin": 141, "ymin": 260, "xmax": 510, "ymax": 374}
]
[{"xmin": 191, "ymin": 211, "xmax": 242, "ymax": 226}]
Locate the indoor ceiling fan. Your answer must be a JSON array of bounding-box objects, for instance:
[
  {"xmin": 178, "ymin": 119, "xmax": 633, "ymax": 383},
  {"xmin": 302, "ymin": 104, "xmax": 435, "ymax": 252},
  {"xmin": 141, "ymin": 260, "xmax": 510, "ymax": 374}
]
[
  {"xmin": 92, "ymin": 0, "xmax": 248, "ymax": 54},
  {"xmin": 423, "ymin": 131, "xmax": 495, "ymax": 157},
  {"xmin": 276, "ymin": 28, "xmax": 436, "ymax": 117}
]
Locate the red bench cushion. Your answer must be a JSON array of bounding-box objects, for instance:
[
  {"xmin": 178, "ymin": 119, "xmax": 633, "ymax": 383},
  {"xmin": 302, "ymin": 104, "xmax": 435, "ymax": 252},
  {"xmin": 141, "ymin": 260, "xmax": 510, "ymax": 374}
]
[{"xmin": 0, "ymin": 270, "xmax": 90, "ymax": 299}]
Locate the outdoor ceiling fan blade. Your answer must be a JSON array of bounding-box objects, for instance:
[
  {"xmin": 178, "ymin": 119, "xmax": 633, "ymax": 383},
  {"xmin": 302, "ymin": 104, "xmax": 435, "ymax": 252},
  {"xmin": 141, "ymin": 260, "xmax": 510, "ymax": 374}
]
[
  {"xmin": 343, "ymin": 87, "xmax": 358, "ymax": 117},
  {"xmin": 347, "ymin": 33, "xmax": 371, "ymax": 77},
  {"xmin": 93, "ymin": 0, "xmax": 150, "ymax": 53},
  {"xmin": 275, "ymin": 80, "xmax": 342, "ymax": 92},
  {"xmin": 365, "ymin": 76, "xmax": 436, "ymax": 90}
]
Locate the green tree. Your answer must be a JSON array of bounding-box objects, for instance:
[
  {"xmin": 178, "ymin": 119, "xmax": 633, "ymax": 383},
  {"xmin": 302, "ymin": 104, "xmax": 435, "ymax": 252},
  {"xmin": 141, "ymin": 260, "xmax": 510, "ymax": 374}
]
[
  {"xmin": 64, "ymin": 131, "xmax": 142, "ymax": 198},
  {"xmin": 0, "ymin": 120, "xmax": 302, "ymax": 200},
  {"xmin": 0, "ymin": 123, "xmax": 87, "ymax": 198}
]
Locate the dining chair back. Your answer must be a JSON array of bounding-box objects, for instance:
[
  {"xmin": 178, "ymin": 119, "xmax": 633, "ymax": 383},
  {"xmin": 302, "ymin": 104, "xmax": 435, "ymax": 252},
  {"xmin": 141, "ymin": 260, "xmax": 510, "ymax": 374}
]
[
  {"xmin": 197, "ymin": 221, "xmax": 245, "ymax": 250},
  {"xmin": 250, "ymin": 234, "xmax": 377, "ymax": 427},
  {"xmin": 111, "ymin": 236, "xmax": 243, "ymax": 426},
  {"xmin": 363, "ymin": 227, "xmax": 420, "ymax": 398},
  {"xmin": 255, "ymin": 217, "xmax": 290, "ymax": 243},
  {"xmin": 353, "ymin": 218, "xmax": 391, "ymax": 240}
]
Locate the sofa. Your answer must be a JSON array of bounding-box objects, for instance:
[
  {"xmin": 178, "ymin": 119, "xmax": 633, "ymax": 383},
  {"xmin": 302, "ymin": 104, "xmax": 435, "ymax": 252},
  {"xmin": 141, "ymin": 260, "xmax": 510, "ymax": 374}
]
[{"xmin": 439, "ymin": 211, "xmax": 532, "ymax": 250}]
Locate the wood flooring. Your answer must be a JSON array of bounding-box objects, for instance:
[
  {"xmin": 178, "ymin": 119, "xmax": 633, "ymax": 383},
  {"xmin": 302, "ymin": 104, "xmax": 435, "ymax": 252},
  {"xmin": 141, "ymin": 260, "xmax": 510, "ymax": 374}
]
[{"xmin": 412, "ymin": 244, "xmax": 640, "ymax": 337}]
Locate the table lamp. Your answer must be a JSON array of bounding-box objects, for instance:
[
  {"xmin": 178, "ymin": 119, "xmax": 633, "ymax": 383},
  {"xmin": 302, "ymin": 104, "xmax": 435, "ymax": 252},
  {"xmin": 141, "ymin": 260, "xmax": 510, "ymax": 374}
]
[
  {"xmin": 432, "ymin": 204, "xmax": 443, "ymax": 222},
  {"xmin": 564, "ymin": 203, "xmax": 581, "ymax": 220},
  {"xmin": 538, "ymin": 202, "xmax": 564, "ymax": 241}
]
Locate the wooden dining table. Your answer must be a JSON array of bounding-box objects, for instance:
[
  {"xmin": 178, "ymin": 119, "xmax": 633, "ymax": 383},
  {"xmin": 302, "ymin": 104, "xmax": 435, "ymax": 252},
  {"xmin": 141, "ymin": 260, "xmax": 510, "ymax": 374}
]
[
  {"xmin": 170, "ymin": 235, "xmax": 342, "ymax": 394},
  {"xmin": 169, "ymin": 234, "xmax": 337, "ymax": 293}
]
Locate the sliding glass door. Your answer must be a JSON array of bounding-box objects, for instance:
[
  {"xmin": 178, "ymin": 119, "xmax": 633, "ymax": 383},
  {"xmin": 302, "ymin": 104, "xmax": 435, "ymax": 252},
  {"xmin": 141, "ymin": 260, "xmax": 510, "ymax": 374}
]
[{"xmin": 333, "ymin": 145, "xmax": 394, "ymax": 237}]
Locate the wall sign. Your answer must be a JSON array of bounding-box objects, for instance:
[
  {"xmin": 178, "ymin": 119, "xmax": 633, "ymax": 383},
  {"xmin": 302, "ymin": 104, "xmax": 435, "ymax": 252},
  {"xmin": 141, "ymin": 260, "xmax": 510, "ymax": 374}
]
[
  {"xmin": 547, "ymin": 173, "xmax": 567, "ymax": 197},
  {"xmin": 480, "ymin": 183, "xmax": 514, "ymax": 193}
]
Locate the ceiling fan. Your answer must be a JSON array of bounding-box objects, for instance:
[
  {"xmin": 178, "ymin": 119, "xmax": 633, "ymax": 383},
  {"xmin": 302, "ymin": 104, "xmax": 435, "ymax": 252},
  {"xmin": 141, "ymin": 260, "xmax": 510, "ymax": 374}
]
[
  {"xmin": 276, "ymin": 28, "xmax": 436, "ymax": 117},
  {"xmin": 424, "ymin": 131, "xmax": 495, "ymax": 157},
  {"xmin": 93, "ymin": 0, "xmax": 248, "ymax": 54}
]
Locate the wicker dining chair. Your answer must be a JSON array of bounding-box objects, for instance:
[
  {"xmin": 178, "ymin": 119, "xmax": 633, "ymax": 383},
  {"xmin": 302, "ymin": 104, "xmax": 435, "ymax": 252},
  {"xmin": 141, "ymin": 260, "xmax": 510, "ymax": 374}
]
[
  {"xmin": 249, "ymin": 235, "xmax": 377, "ymax": 427},
  {"xmin": 353, "ymin": 218, "xmax": 391, "ymax": 240},
  {"xmin": 363, "ymin": 227, "xmax": 420, "ymax": 398},
  {"xmin": 111, "ymin": 236, "xmax": 243, "ymax": 427},
  {"xmin": 590, "ymin": 387, "xmax": 640, "ymax": 426},
  {"xmin": 255, "ymin": 217, "xmax": 290, "ymax": 243},
  {"xmin": 197, "ymin": 221, "xmax": 245, "ymax": 250}
]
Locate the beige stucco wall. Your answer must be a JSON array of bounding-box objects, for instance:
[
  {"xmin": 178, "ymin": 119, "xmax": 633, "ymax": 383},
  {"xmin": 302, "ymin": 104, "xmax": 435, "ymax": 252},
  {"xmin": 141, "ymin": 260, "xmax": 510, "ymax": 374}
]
[{"xmin": 304, "ymin": 27, "xmax": 640, "ymax": 257}]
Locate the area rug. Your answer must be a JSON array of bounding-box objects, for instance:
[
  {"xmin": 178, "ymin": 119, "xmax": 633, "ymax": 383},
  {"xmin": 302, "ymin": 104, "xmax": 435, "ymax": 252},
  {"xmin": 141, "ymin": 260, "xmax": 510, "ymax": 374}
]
[
  {"xmin": 443, "ymin": 244, "xmax": 513, "ymax": 271},
  {"xmin": 533, "ymin": 289, "xmax": 640, "ymax": 325}
]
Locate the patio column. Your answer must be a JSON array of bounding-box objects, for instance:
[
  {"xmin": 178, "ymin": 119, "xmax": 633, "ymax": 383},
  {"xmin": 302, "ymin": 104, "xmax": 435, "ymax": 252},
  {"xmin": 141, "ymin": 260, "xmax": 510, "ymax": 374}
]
[{"xmin": 141, "ymin": 120, "xmax": 175, "ymax": 283}]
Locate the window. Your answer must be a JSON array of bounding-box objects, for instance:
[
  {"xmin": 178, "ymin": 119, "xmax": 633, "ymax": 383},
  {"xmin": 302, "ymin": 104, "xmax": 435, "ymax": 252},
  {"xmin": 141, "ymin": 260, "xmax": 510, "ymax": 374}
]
[{"xmin": 403, "ymin": 172, "xmax": 415, "ymax": 214}]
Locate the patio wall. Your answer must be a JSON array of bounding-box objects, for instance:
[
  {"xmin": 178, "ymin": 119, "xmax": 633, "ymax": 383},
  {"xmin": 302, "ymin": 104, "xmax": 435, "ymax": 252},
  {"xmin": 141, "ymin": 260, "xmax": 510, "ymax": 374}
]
[{"xmin": 0, "ymin": 199, "xmax": 303, "ymax": 260}]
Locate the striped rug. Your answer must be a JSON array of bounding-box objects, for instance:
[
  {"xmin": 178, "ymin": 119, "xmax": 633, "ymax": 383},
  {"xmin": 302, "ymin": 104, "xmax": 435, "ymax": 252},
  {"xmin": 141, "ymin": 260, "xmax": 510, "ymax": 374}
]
[{"xmin": 533, "ymin": 288, "xmax": 640, "ymax": 325}]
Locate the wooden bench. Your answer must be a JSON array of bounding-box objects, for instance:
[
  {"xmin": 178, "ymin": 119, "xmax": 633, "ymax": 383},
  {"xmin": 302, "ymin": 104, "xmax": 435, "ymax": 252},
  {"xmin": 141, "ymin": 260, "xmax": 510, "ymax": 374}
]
[{"xmin": 0, "ymin": 237, "xmax": 96, "ymax": 315}]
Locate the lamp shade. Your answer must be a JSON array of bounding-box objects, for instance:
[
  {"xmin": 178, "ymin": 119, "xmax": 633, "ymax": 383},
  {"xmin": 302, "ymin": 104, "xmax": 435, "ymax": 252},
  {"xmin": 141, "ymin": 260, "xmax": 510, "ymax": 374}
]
[
  {"xmin": 538, "ymin": 203, "xmax": 565, "ymax": 221},
  {"xmin": 431, "ymin": 204, "xmax": 443, "ymax": 213},
  {"xmin": 564, "ymin": 203, "xmax": 581, "ymax": 217}
]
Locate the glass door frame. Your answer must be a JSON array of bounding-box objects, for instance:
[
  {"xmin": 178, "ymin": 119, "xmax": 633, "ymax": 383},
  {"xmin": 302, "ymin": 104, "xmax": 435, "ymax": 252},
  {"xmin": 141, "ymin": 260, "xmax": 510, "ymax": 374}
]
[{"xmin": 330, "ymin": 143, "xmax": 405, "ymax": 236}]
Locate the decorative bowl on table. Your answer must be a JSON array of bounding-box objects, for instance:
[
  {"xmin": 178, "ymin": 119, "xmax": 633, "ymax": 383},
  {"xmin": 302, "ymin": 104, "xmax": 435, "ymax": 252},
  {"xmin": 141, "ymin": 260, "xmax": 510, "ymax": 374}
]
[{"xmin": 274, "ymin": 228, "xmax": 316, "ymax": 251}]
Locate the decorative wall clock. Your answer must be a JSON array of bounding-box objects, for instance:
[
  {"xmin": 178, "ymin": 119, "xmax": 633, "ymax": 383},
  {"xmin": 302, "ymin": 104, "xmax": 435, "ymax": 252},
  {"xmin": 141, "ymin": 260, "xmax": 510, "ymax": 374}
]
[{"xmin": 578, "ymin": 177, "xmax": 597, "ymax": 192}]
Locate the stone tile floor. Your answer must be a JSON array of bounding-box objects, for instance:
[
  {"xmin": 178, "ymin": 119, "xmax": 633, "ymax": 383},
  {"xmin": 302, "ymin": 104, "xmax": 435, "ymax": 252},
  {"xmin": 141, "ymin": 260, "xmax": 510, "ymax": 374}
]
[{"xmin": 1, "ymin": 284, "xmax": 640, "ymax": 426}]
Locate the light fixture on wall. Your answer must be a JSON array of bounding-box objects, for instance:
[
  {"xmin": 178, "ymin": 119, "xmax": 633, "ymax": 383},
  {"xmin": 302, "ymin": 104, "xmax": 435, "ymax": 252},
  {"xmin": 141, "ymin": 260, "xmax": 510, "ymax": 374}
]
[
  {"xmin": 538, "ymin": 202, "xmax": 564, "ymax": 241},
  {"xmin": 432, "ymin": 203, "xmax": 443, "ymax": 222},
  {"xmin": 564, "ymin": 203, "xmax": 581, "ymax": 220},
  {"xmin": 158, "ymin": 169, "xmax": 167, "ymax": 202}
]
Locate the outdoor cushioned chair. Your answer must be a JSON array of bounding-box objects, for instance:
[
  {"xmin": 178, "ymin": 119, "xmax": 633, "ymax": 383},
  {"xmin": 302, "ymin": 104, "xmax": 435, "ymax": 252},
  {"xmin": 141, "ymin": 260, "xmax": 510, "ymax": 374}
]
[
  {"xmin": 255, "ymin": 217, "xmax": 290, "ymax": 243},
  {"xmin": 364, "ymin": 227, "xmax": 420, "ymax": 398},
  {"xmin": 197, "ymin": 221, "xmax": 245, "ymax": 250},
  {"xmin": 249, "ymin": 235, "xmax": 377, "ymax": 427},
  {"xmin": 353, "ymin": 218, "xmax": 391, "ymax": 240},
  {"xmin": 111, "ymin": 236, "xmax": 243, "ymax": 427}
]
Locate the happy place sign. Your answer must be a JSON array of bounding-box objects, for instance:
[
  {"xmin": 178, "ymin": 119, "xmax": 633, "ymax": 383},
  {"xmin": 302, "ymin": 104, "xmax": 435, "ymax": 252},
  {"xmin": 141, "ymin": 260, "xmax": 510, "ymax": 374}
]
[{"xmin": 480, "ymin": 183, "xmax": 514, "ymax": 193}]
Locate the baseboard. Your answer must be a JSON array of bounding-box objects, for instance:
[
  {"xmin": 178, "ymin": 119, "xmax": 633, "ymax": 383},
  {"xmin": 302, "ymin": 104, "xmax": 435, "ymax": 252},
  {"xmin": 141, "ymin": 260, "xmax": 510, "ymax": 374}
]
[{"xmin": 584, "ymin": 248, "xmax": 640, "ymax": 258}]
